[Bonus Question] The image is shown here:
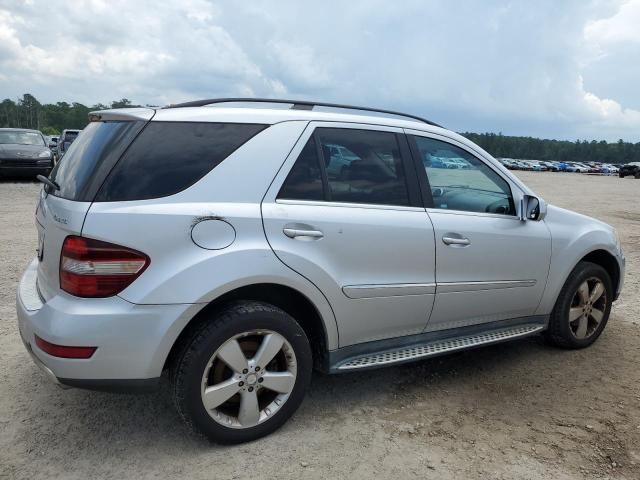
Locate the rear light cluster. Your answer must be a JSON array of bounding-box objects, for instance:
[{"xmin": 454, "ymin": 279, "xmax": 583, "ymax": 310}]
[{"xmin": 60, "ymin": 235, "xmax": 150, "ymax": 298}]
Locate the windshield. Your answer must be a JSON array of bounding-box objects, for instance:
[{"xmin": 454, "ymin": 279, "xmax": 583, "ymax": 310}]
[{"xmin": 0, "ymin": 131, "xmax": 45, "ymax": 146}]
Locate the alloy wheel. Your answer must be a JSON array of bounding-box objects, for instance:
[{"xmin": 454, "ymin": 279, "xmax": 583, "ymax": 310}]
[
  {"xmin": 200, "ymin": 330, "xmax": 297, "ymax": 429},
  {"xmin": 568, "ymin": 277, "xmax": 607, "ymax": 340}
]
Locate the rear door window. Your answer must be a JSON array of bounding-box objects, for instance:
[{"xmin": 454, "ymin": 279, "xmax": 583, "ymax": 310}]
[
  {"xmin": 318, "ymin": 128, "xmax": 409, "ymax": 205},
  {"xmin": 95, "ymin": 122, "xmax": 267, "ymax": 202},
  {"xmin": 278, "ymin": 127, "xmax": 411, "ymax": 207},
  {"xmin": 277, "ymin": 135, "xmax": 324, "ymax": 201}
]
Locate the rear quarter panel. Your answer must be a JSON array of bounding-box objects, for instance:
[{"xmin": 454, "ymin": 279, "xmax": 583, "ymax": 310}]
[{"xmin": 81, "ymin": 120, "xmax": 339, "ymax": 349}]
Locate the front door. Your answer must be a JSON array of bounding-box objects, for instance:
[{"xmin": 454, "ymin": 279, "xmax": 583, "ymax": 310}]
[
  {"xmin": 407, "ymin": 132, "xmax": 552, "ymax": 332},
  {"xmin": 262, "ymin": 123, "xmax": 437, "ymax": 346}
]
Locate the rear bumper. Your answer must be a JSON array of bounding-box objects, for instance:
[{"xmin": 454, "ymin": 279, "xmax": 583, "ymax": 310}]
[{"xmin": 16, "ymin": 258, "xmax": 202, "ymax": 391}]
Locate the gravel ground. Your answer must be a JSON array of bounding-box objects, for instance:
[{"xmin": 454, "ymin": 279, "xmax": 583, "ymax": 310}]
[{"xmin": 1, "ymin": 172, "xmax": 639, "ymax": 480}]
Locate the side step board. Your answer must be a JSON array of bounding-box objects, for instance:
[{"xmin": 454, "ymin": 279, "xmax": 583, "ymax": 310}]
[{"xmin": 334, "ymin": 324, "xmax": 544, "ymax": 371}]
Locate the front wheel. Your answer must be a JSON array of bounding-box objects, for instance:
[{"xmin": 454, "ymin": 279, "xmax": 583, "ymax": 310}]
[
  {"xmin": 172, "ymin": 302, "xmax": 312, "ymax": 444},
  {"xmin": 545, "ymin": 261, "xmax": 613, "ymax": 349}
]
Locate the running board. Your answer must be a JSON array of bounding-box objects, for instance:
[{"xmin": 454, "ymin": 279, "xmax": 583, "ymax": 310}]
[{"xmin": 334, "ymin": 324, "xmax": 544, "ymax": 371}]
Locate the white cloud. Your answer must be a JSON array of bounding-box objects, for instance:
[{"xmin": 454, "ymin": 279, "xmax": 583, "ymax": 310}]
[
  {"xmin": 585, "ymin": 0, "xmax": 640, "ymax": 46},
  {"xmin": 0, "ymin": 0, "xmax": 639, "ymax": 140}
]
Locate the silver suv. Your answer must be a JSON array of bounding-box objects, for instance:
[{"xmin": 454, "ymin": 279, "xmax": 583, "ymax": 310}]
[{"xmin": 17, "ymin": 99, "xmax": 625, "ymax": 443}]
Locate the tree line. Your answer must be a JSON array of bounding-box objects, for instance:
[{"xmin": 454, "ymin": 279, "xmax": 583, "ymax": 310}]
[
  {"xmin": 1, "ymin": 94, "xmax": 639, "ymax": 164},
  {"xmin": 0, "ymin": 94, "xmax": 148, "ymax": 136},
  {"xmin": 462, "ymin": 132, "xmax": 640, "ymax": 165}
]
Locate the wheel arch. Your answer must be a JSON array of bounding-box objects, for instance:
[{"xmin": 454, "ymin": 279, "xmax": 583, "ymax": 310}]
[
  {"xmin": 163, "ymin": 283, "xmax": 333, "ymax": 374},
  {"xmin": 579, "ymin": 249, "xmax": 620, "ymax": 295}
]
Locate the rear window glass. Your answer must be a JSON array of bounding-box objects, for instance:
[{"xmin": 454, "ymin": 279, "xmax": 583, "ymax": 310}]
[
  {"xmin": 51, "ymin": 121, "xmax": 145, "ymax": 201},
  {"xmin": 95, "ymin": 122, "xmax": 266, "ymax": 202}
]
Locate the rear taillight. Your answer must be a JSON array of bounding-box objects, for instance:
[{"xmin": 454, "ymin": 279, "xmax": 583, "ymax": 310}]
[{"xmin": 60, "ymin": 235, "xmax": 150, "ymax": 298}]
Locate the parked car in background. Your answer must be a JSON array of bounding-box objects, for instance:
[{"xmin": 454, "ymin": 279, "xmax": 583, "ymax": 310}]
[
  {"xmin": 597, "ymin": 164, "xmax": 617, "ymax": 175},
  {"xmin": 521, "ymin": 161, "xmax": 541, "ymax": 171},
  {"xmin": 530, "ymin": 161, "xmax": 548, "ymax": 171},
  {"xmin": 514, "ymin": 160, "xmax": 531, "ymax": 170},
  {"xmin": 45, "ymin": 135, "xmax": 58, "ymax": 149},
  {"xmin": 45, "ymin": 136, "xmax": 59, "ymax": 163},
  {"xmin": 0, "ymin": 128, "xmax": 54, "ymax": 177},
  {"xmin": 56, "ymin": 129, "xmax": 81, "ymax": 160},
  {"xmin": 587, "ymin": 163, "xmax": 606, "ymax": 174},
  {"xmin": 619, "ymin": 162, "xmax": 640, "ymax": 178},
  {"xmin": 504, "ymin": 160, "xmax": 519, "ymax": 170},
  {"xmin": 17, "ymin": 99, "xmax": 625, "ymax": 444},
  {"xmin": 422, "ymin": 153, "xmax": 447, "ymax": 169}
]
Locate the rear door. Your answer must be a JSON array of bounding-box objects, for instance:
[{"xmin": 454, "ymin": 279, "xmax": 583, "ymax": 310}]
[
  {"xmin": 262, "ymin": 123, "xmax": 436, "ymax": 347},
  {"xmin": 36, "ymin": 119, "xmax": 148, "ymax": 300}
]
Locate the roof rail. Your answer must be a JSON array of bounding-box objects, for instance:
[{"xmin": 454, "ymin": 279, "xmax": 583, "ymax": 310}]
[{"xmin": 163, "ymin": 98, "xmax": 442, "ymax": 127}]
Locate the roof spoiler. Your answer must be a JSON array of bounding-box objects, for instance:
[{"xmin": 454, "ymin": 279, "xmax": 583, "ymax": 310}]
[{"xmin": 88, "ymin": 107, "xmax": 156, "ymax": 122}]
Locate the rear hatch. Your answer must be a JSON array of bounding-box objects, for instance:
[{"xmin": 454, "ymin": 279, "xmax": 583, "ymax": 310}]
[{"xmin": 35, "ymin": 109, "xmax": 153, "ymax": 301}]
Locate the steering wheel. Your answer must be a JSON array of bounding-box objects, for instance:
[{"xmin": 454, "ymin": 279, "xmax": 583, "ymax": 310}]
[{"xmin": 485, "ymin": 199, "xmax": 509, "ymax": 214}]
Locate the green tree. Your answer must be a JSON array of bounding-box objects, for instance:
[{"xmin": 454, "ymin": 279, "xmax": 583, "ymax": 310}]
[{"xmin": 40, "ymin": 126, "xmax": 60, "ymax": 136}]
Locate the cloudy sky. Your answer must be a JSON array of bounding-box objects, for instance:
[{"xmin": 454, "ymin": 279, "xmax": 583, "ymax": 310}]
[{"xmin": 1, "ymin": 0, "xmax": 639, "ymax": 141}]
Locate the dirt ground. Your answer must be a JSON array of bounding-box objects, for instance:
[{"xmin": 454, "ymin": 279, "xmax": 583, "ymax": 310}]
[{"xmin": 1, "ymin": 171, "xmax": 639, "ymax": 480}]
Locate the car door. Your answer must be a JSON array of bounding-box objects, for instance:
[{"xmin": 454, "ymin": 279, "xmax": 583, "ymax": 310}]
[
  {"xmin": 262, "ymin": 122, "xmax": 436, "ymax": 347},
  {"xmin": 406, "ymin": 130, "xmax": 552, "ymax": 332}
]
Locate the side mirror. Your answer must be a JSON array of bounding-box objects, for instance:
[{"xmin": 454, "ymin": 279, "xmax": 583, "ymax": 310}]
[{"xmin": 520, "ymin": 195, "xmax": 547, "ymax": 221}]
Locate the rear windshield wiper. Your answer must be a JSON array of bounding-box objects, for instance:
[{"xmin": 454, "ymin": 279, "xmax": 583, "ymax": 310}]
[{"xmin": 37, "ymin": 174, "xmax": 60, "ymax": 192}]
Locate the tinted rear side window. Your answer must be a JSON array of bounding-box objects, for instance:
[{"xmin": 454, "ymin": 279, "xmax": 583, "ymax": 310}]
[
  {"xmin": 95, "ymin": 122, "xmax": 266, "ymax": 202},
  {"xmin": 277, "ymin": 135, "xmax": 324, "ymax": 201},
  {"xmin": 279, "ymin": 128, "xmax": 410, "ymax": 206},
  {"xmin": 51, "ymin": 121, "xmax": 145, "ymax": 201},
  {"xmin": 317, "ymin": 128, "xmax": 409, "ymax": 206}
]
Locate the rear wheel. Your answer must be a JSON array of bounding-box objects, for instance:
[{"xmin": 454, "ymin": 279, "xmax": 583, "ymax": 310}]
[
  {"xmin": 172, "ymin": 302, "xmax": 312, "ymax": 444},
  {"xmin": 635, "ymin": 171, "xmax": 640, "ymax": 179},
  {"xmin": 545, "ymin": 262, "xmax": 612, "ymax": 349}
]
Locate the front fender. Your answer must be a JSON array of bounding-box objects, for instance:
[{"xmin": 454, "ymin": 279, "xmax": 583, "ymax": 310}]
[{"xmin": 535, "ymin": 205, "xmax": 621, "ymax": 315}]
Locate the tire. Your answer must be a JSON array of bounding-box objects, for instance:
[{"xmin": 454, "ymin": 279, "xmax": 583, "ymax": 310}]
[
  {"xmin": 545, "ymin": 261, "xmax": 613, "ymax": 349},
  {"xmin": 635, "ymin": 171, "xmax": 640, "ymax": 179},
  {"xmin": 172, "ymin": 301, "xmax": 312, "ymax": 444}
]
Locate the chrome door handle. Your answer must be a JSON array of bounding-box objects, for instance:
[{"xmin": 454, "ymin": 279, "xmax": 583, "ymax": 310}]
[
  {"xmin": 283, "ymin": 228, "xmax": 324, "ymax": 239},
  {"xmin": 442, "ymin": 236, "xmax": 470, "ymax": 246}
]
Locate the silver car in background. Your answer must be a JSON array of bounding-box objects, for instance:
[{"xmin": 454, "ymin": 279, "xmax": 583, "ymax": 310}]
[{"xmin": 16, "ymin": 99, "xmax": 624, "ymax": 444}]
